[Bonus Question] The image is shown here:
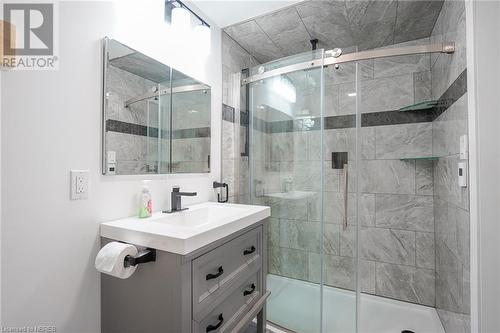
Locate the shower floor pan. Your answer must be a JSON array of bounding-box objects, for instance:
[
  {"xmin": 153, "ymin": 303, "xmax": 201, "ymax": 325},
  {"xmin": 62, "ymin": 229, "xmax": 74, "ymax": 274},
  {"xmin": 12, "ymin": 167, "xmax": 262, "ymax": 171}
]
[{"xmin": 266, "ymin": 274, "xmax": 444, "ymax": 333}]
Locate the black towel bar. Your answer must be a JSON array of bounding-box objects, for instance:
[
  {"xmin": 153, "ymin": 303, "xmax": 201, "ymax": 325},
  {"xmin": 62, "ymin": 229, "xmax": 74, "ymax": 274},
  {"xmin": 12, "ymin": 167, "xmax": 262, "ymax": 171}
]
[{"xmin": 213, "ymin": 181, "xmax": 229, "ymax": 203}]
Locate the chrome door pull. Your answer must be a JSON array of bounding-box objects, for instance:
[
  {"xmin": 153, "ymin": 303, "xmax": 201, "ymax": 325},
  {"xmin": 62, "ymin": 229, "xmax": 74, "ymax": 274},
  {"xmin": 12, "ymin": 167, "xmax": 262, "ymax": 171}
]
[{"xmin": 332, "ymin": 152, "xmax": 349, "ymax": 231}]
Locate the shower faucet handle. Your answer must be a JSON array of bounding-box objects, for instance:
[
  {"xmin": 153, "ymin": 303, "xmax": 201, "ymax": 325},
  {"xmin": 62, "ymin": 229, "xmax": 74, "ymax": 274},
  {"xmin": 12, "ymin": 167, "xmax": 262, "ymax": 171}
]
[{"xmin": 332, "ymin": 152, "xmax": 348, "ymax": 169}]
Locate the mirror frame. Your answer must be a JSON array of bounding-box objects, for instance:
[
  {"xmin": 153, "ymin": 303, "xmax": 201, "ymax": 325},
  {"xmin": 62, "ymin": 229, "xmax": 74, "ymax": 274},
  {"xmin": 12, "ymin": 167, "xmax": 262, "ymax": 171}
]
[{"xmin": 101, "ymin": 37, "xmax": 212, "ymax": 175}]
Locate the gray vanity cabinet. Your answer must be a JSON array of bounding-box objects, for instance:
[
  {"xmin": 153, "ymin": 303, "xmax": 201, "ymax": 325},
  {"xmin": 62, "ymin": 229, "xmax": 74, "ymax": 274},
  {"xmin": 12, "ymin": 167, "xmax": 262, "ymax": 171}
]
[{"xmin": 101, "ymin": 220, "xmax": 269, "ymax": 333}]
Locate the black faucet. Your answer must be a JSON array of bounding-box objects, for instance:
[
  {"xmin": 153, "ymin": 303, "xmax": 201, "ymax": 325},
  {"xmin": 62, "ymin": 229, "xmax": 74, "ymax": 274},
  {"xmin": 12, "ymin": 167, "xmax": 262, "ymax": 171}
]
[{"xmin": 163, "ymin": 186, "xmax": 197, "ymax": 213}]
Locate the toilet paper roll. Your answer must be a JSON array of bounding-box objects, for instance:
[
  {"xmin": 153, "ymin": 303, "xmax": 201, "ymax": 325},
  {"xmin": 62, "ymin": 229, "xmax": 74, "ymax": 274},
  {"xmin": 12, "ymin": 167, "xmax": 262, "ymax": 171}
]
[{"xmin": 95, "ymin": 242, "xmax": 138, "ymax": 279}]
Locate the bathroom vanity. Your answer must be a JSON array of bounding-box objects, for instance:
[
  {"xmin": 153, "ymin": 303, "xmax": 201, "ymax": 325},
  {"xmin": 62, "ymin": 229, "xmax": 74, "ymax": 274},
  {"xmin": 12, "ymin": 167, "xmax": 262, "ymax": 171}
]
[{"xmin": 99, "ymin": 202, "xmax": 270, "ymax": 333}]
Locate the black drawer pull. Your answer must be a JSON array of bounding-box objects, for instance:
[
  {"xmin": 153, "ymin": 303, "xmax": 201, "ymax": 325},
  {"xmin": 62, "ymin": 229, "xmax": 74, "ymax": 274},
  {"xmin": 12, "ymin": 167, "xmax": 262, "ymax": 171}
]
[
  {"xmin": 243, "ymin": 246, "xmax": 256, "ymax": 256},
  {"xmin": 243, "ymin": 283, "xmax": 256, "ymax": 296},
  {"xmin": 206, "ymin": 266, "xmax": 224, "ymax": 280},
  {"xmin": 206, "ymin": 313, "xmax": 224, "ymax": 332}
]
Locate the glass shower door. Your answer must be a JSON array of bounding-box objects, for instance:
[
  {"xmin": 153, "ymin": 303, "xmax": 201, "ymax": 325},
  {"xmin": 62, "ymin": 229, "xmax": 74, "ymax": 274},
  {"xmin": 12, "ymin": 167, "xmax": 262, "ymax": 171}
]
[
  {"xmin": 320, "ymin": 59, "xmax": 363, "ymax": 333},
  {"xmin": 247, "ymin": 50, "xmax": 358, "ymax": 333}
]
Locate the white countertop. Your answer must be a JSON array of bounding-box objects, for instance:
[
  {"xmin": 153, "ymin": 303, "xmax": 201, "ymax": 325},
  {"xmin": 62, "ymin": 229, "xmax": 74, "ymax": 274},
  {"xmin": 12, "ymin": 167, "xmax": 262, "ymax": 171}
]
[{"xmin": 100, "ymin": 202, "xmax": 270, "ymax": 255}]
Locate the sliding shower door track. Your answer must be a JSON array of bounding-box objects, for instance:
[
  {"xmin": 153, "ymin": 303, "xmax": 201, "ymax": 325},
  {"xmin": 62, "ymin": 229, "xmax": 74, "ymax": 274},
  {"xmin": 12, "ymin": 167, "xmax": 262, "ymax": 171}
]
[{"xmin": 241, "ymin": 42, "xmax": 455, "ymax": 85}]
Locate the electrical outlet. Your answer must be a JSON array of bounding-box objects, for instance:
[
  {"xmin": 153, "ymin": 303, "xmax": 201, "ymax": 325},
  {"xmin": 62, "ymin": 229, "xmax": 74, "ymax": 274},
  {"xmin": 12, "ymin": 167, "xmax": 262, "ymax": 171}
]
[{"xmin": 71, "ymin": 170, "xmax": 89, "ymax": 200}]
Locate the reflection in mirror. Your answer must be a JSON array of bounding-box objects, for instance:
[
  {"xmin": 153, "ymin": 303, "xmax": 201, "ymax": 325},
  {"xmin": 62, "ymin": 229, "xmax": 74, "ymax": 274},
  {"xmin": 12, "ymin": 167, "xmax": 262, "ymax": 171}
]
[
  {"xmin": 102, "ymin": 38, "xmax": 211, "ymax": 175},
  {"xmin": 171, "ymin": 69, "xmax": 211, "ymax": 173}
]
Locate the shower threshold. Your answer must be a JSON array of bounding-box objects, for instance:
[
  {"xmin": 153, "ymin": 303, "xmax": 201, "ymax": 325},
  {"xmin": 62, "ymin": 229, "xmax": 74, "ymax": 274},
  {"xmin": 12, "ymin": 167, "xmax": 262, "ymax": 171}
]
[{"xmin": 266, "ymin": 274, "xmax": 445, "ymax": 333}]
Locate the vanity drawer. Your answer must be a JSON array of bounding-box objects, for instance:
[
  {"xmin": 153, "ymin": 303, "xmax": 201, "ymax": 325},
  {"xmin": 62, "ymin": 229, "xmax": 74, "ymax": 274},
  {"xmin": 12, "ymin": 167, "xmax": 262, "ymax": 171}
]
[
  {"xmin": 192, "ymin": 227, "xmax": 262, "ymax": 318},
  {"xmin": 193, "ymin": 271, "xmax": 261, "ymax": 333}
]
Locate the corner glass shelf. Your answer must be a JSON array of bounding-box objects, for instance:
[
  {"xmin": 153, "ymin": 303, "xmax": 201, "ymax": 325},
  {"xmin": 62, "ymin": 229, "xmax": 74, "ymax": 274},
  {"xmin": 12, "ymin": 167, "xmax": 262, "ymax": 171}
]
[
  {"xmin": 399, "ymin": 100, "xmax": 439, "ymax": 111},
  {"xmin": 400, "ymin": 157, "xmax": 439, "ymax": 161}
]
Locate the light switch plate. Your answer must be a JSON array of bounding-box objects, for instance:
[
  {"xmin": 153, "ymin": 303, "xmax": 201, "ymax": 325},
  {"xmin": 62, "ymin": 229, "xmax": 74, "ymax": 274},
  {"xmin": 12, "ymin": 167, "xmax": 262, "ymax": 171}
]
[
  {"xmin": 70, "ymin": 170, "xmax": 89, "ymax": 200},
  {"xmin": 460, "ymin": 135, "xmax": 468, "ymax": 160},
  {"xmin": 107, "ymin": 151, "xmax": 116, "ymax": 164}
]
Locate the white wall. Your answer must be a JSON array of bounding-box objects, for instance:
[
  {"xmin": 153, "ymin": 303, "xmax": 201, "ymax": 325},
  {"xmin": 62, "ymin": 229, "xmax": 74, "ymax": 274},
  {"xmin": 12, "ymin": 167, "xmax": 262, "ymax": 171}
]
[
  {"xmin": 0, "ymin": 68, "xmax": 2, "ymax": 328},
  {"xmin": 0, "ymin": 1, "xmax": 221, "ymax": 331},
  {"xmin": 468, "ymin": 1, "xmax": 500, "ymax": 332}
]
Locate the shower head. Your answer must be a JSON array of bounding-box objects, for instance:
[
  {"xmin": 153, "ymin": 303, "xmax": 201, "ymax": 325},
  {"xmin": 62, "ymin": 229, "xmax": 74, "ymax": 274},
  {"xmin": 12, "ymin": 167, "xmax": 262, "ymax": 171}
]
[{"xmin": 310, "ymin": 39, "xmax": 319, "ymax": 51}]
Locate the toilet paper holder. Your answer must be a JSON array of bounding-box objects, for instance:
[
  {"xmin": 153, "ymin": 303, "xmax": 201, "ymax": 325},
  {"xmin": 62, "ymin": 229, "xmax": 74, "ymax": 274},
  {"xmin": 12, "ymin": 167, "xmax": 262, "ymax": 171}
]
[{"xmin": 123, "ymin": 248, "xmax": 156, "ymax": 267}]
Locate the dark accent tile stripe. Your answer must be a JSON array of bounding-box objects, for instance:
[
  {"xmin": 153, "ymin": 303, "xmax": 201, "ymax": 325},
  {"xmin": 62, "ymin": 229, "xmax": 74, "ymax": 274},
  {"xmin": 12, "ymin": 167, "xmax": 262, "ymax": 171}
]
[
  {"xmin": 361, "ymin": 109, "xmax": 435, "ymax": 127},
  {"xmin": 266, "ymin": 120, "xmax": 293, "ymax": 133},
  {"xmin": 263, "ymin": 109, "xmax": 434, "ymax": 132},
  {"xmin": 252, "ymin": 116, "xmax": 268, "ymax": 132},
  {"xmin": 106, "ymin": 119, "xmax": 210, "ymax": 139},
  {"xmin": 432, "ymin": 69, "xmax": 467, "ymax": 120},
  {"xmin": 325, "ymin": 115, "xmax": 355, "ymax": 129},
  {"xmin": 107, "ymin": 119, "xmax": 148, "ymax": 136},
  {"xmin": 222, "ymin": 104, "xmax": 235, "ymax": 123},
  {"xmin": 240, "ymin": 111, "xmax": 249, "ymax": 127},
  {"xmin": 171, "ymin": 127, "xmax": 210, "ymax": 139},
  {"xmin": 265, "ymin": 118, "xmax": 322, "ymax": 133}
]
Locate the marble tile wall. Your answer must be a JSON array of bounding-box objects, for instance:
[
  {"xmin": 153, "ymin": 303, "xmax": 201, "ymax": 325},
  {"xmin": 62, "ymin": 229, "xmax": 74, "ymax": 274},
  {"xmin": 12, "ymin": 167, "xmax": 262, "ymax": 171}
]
[
  {"xmin": 431, "ymin": 0, "xmax": 467, "ymax": 100},
  {"xmin": 262, "ymin": 120, "xmax": 436, "ymax": 306},
  {"xmin": 107, "ymin": 66, "xmax": 156, "ymax": 126},
  {"xmin": 171, "ymin": 90, "xmax": 211, "ymax": 172},
  {"xmin": 323, "ymin": 38, "xmax": 432, "ymax": 116},
  {"xmin": 431, "ymin": 0, "xmax": 470, "ymax": 331},
  {"xmin": 171, "ymin": 137, "xmax": 211, "ymax": 173},
  {"xmin": 221, "ymin": 32, "xmax": 260, "ymax": 203},
  {"xmin": 106, "ymin": 65, "xmax": 163, "ymax": 174},
  {"xmin": 224, "ymin": 0, "xmax": 444, "ymax": 62},
  {"xmin": 171, "ymin": 90, "xmax": 211, "ymax": 130}
]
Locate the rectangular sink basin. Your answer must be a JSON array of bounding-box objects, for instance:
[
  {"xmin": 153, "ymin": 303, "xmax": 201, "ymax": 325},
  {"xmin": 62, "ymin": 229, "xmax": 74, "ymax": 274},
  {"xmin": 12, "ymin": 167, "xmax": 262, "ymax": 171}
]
[{"xmin": 100, "ymin": 202, "xmax": 270, "ymax": 255}]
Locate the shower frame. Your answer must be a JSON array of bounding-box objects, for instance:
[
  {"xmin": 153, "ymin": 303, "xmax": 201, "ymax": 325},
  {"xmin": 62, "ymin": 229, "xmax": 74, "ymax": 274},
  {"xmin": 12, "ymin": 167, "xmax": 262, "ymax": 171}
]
[
  {"xmin": 241, "ymin": 42, "xmax": 455, "ymax": 85},
  {"xmin": 124, "ymin": 83, "xmax": 210, "ymax": 108},
  {"xmin": 243, "ymin": 40, "xmax": 457, "ymax": 333}
]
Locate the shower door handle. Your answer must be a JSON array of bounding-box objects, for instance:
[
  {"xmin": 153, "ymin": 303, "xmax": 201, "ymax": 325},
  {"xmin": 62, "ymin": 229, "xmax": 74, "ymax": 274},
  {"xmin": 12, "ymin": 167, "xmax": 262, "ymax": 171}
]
[
  {"xmin": 332, "ymin": 152, "xmax": 348, "ymax": 230},
  {"xmin": 343, "ymin": 164, "xmax": 348, "ymax": 231}
]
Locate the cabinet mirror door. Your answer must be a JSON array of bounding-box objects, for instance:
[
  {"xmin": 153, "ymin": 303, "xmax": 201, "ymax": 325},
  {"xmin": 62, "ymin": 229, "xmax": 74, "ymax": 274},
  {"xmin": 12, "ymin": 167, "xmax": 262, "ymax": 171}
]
[{"xmin": 102, "ymin": 38, "xmax": 211, "ymax": 175}]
